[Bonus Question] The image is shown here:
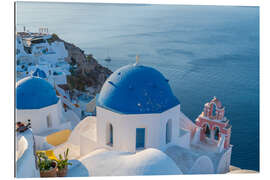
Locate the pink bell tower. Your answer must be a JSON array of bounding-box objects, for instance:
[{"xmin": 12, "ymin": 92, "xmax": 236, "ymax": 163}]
[{"xmin": 195, "ymin": 97, "xmax": 231, "ymax": 149}]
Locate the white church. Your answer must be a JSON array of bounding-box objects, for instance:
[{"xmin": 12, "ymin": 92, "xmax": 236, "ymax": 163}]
[
  {"xmin": 16, "ymin": 61, "xmax": 233, "ymax": 177},
  {"xmin": 16, "ymin": 75, "xmax": 79, "ymax": 136}
]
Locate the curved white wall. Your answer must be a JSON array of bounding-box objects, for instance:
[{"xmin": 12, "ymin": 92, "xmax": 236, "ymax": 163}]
[
  {"xmin": 189, "ymin": 155, "xmax": 214, "ymax": 174},
  {"xmin": 16, "ymin": 100, "xmax": 62, "ymax": 134},
  {"xmin": 216, "ymin": 147, "xmax": 232, "ymax": 173},
  {"xmin": 16, "ymin": 130, "xmax": 40, "ymax": 178},
  {"xmin": 96, "ymin": 105, "xmax": 180, "ymax": 153}
]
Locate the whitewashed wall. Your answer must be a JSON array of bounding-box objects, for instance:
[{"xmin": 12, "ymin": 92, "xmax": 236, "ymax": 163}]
[
  {"xmin": 189, "ymin": 155, "xmax": 214, "ymax": 174},
  {"xmin": 216, "ymin": 147, "xmax": 232, "ymax": 173},
  {"xmin": 16, "ymin": 130, "xmax": 40, "ymax": 178},
  {"xmin": 175, "ymin": 129, "xmax": 191, "ymax": 149},
  {"xmin": 179, "ymin": 111, "xmax": 197, "ymax": 131},
  {"xmin": 16, "ymin": 100, "xmax": 62, "ymax": 134},
  {"xmin": 96, "ymin": 105, "xmax": 181, "ymax": 153},
  {"xmin": 80, "ymin": 135, "xmax": 98, "ymax": 156}
]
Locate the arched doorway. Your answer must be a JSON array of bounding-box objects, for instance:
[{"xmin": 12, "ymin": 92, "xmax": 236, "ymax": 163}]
[{"xmin": 166, "ymin": 119, "xmax": 172, "ymax": 144}]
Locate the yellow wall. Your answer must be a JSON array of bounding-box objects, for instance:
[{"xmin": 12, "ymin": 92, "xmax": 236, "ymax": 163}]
[{"xmin": 46, "ymin": 129, "xmax": 71, "ymax": 146}]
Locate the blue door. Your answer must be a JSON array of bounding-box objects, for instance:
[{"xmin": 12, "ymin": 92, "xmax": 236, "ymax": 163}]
[{"xmin": 136, "ymin": 128, "xmax": 145, "ymax": 149}]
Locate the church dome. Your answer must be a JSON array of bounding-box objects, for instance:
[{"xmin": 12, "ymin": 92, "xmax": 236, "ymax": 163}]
[
  {"xmin": 33, "ymin": 68, "xmax": 47, "ymax": 78},
  {"xmin": 97, "ymin": 64, "xmax": 180, "ymax": 114},
  {"xmin": 16, "ymin": 76, "xmax": 59, "ymax": 109}
]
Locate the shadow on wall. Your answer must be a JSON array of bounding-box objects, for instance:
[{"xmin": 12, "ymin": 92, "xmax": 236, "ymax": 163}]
[{"xmin": 66, "ymin": 160, "xmax": 89, "ymax": 177}]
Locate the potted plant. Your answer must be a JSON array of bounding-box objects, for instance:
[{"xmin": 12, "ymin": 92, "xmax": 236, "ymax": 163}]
[
  {"xmin": 36, "ymin": 152, "xmax": 58, "ymax": 177},
  {"xmin": 57, "ymin": 148, "xmax": 72, "ymax": 177}
]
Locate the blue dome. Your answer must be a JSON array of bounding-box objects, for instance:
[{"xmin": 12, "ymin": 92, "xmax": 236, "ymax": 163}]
[
  {"xmin": 16, "ymin": 76, "xmax": 59, "ymax": 109},
  {"xmin": 33, "ymin": 68, "xmax": 47, "ymax": 78},
  {"xmin": 97, "ymin": 64, "xmax": 180, "ymax": 114}
]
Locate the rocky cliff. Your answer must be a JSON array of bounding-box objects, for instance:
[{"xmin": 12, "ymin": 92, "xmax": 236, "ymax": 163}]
[
  {"xmin": 228, "ymin": 166, "xmax": 258, "ymax": 174},
  {"xmin": 50, "ymin": 34, "xmax": 112, "ymax": 94}
]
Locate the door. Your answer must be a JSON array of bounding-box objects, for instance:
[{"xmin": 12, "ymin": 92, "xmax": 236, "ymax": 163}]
[{"xmin": 136, "ymin": 128, "xmax": 145, "ymax": 149}]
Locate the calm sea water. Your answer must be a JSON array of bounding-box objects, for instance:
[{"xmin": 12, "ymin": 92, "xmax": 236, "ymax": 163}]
[{"xmin": 16, "ymin": 2, "xmax": 259, "ymax": 171}]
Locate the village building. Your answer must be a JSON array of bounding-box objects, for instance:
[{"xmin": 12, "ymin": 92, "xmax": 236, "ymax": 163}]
[{"xmin": 16, "ymin": 62, "xmax": 232, "ymax": 177}]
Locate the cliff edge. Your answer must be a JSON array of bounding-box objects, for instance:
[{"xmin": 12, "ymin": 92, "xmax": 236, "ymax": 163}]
[
  {"xmin": 49, "ymin": 33, "xmax": 112, "ymax": 94},
  {"xmin": 228, "ymin": 166, "xmax": 258, "ymax": 174}
]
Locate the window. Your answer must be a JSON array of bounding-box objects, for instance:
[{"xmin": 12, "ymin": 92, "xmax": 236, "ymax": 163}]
[
  {"xmin": 46, "ymin": 115, "xmax": 52, "ymax": 128},
  {"xmin": 166, "ymin": 119, "xmax": 172, "ymax": 144},
  {"xmin": 109, "ymin": 124, "xmax": 113, "ymax": 145},
  {"xmin": 107, "ymin": 123, "xmax": 113, "ymax": 146}
]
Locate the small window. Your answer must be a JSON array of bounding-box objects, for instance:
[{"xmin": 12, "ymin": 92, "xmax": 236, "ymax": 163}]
[
  {"xmin": 109, "ymin": 124, "xmax": 113, "ymax": 145},
  {"xmin": 166, "ymin": 119, "xmax": 172, "ymax": 144},
  {"xmin": 46, "ymin": 115, "xmax": 52, "ymax": 128},
  {"xmin": 107, "ymin": 123, "xmax": 113, "ymax": 146}
]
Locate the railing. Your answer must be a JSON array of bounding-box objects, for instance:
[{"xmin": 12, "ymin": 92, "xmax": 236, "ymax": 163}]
[
  {"xmin": 55, "ymin": 85, "xmax": 82, "ymax": 119},
  {"xmin": 55, "ymin": 85, "xmax": 70, "ymax": 99}
]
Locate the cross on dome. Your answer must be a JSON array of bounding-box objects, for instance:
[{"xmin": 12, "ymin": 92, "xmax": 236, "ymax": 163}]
[{"xmin": 135, "ymin": 55, "xmax": 139, "ymax": 65}]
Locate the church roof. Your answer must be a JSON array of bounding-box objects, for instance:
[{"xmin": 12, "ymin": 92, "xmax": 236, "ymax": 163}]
[
  {"xmin": 16, "ymin": 76, "xmax": 59, "ymax": 109},
  {"xmin": 97, "ymin": 64, "xmax": 180, "ymax": 114}
]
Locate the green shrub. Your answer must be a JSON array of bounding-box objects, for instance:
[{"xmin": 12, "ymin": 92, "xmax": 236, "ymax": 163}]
[
  {"xmin": 36, "ymin": 152, "xmax": 57, "ymax": 171},
  {"xmin": 57, "ymin": 148, "xmax": 72, "ymax": 170}
]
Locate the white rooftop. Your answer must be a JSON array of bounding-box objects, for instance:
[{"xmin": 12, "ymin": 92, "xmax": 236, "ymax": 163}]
[{"xmin": 67, "ymin": 148, "xmax": 182, "ymax": 176}]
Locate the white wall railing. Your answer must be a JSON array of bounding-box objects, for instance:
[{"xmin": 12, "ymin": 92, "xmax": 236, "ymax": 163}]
[{"xmin": 55, "ymin": 85, "xmax": 82, "ymax": 119}]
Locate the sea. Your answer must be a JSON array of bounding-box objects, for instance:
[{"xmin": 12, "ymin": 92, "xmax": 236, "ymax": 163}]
[{"xmin": 16, "ymin": 2, "xmax": 259, "ymax": 171}]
